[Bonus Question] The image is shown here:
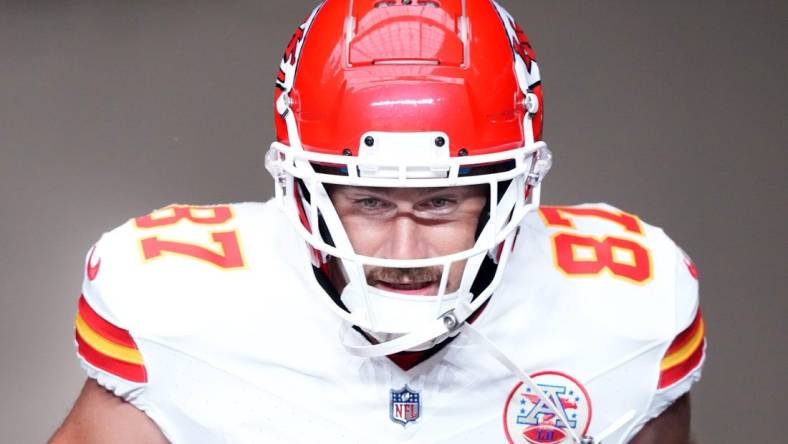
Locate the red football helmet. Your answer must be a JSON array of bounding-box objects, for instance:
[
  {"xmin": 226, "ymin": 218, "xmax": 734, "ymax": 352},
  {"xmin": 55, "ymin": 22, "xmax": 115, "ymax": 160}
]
[{"xmin": 266, "ymin": 0, "xmax": 551, "ymax": 356}]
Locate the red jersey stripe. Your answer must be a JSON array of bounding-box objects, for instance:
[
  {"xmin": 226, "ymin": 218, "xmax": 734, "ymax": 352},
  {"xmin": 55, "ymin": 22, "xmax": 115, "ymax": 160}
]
[
  {"xmin": 76, "ymin": 329, "xmax": 148, "ymax": 383},
  {"xmin": 665, "ymin": 308, "xmax": 703, "ymax": 356},
  {"xmin": 78, "ymin": 295, "xmax": 137, "ymax": 349},
  {"xmin": 658, "ymin": 338, "xmax": 705, "ymax": 389}
]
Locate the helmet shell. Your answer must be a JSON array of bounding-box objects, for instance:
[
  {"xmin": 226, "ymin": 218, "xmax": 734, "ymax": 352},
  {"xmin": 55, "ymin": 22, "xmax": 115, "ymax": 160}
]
[{"xmin": 274, "ymin": 0, "xmax": 543, "ymax": 157}]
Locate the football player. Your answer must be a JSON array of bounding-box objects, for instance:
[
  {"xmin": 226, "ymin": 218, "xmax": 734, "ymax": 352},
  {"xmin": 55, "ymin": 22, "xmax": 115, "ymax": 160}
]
[{"xmin": 50, "ymin": 1, "xmax": 704, "ymax": 443}]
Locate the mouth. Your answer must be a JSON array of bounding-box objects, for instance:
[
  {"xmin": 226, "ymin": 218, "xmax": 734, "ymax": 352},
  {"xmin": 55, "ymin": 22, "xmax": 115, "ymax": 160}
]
[{"xmin": 373, "ymin": 279, "xmax": 438, "ymax": 296}]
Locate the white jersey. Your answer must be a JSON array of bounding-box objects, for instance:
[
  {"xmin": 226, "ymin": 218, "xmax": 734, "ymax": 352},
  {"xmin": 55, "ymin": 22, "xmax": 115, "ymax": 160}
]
[{"xmin": 73, "ymin": 200, "xmax": 704, "ymax": 443}]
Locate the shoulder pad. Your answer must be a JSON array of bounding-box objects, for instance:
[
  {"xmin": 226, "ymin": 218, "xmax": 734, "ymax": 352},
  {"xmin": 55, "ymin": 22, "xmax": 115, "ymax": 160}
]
[
  {"xmin": 76, "ymin": 235, "xmax": 149, "ymax": 391},
  {"xmin": 81, "ymin": 202, "xmax": 274, "ymax": 335},
  {"xmin": 630, "ymin": 247, "xmax": 704, "ymax": 438},
  {"xmin": 516, "ymin": 204, "xmax": 701, "ymax": 340},
  {"xmin": 75, "ymin": 202, "xmax": 278, "ymax": 382},
  {"xmin": 516, "ymin": 204, "xmax": 705, "ymax": 436},
  {"xmin": 657, "ymin": 246, "xmax": 704, "ymax": 389}
]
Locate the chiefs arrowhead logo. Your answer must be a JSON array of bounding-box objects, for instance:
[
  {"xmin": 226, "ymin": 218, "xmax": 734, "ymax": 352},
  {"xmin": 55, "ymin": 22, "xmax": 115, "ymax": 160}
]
[
  {"xmin": 509, "ymin": 18, "xmax": 536, "ymax": 73},
  {"xmin": 86, "ymin": 246, "xmax": 101, "ymax": 281},
  {"xmin": 275, "ymin": 3, "xmax": 323, "ymax": 92}
]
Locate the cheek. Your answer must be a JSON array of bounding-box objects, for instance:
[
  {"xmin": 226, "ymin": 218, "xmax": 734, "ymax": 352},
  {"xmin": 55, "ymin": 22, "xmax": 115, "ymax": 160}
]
[
  {"xmin": 429, "ymin": 220, "xmax": 479, "ymax": 254},
  {"xmin": 440, "ymin": 218, "xmax": 482, "ymax": 292},
  {"xmin": 341, "ymin": 215, "xmax": 386, "ymax": 255},
  {"xmin": 446, "ymin": 261, "xmax": 466, "ymax": 292}
]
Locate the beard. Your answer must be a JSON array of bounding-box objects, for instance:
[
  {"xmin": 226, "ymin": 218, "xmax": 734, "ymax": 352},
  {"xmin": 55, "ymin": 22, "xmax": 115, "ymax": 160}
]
[{"xmin": 365, "ymin": 266, "xmax": 443, "ymax": 287}]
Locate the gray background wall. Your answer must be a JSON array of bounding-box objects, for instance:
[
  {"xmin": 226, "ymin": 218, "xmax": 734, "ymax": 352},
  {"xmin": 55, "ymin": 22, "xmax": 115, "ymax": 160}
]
[{"xmin": 1, "ymin": 0, "xmax": 785, "ymax": 442}]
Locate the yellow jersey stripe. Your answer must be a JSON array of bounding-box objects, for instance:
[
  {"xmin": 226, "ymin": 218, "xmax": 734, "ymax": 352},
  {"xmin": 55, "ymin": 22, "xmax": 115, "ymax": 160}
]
[
  {"xmin": 660, "ymin": 318, "xmax": 705, "ymax": 371},
  {"xmin": 75, "ymin": 313, "xmax": 144, "ymax": 366}
]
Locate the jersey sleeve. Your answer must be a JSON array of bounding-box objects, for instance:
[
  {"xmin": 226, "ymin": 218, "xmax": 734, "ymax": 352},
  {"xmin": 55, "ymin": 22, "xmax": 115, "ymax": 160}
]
[
  {"xmin": 70, "ymin": 202, "xmax": 260, "ymax": 403},
  {"xmin": 640, "ymin": 243, "xmax": 706, "ymax": 423},
  {"xmin": 73, "ymin": 233, "xmax": 149, "ymax": 403}
]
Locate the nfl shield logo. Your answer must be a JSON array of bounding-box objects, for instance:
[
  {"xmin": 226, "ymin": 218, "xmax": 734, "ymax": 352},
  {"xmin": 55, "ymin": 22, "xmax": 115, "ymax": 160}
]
[{"xmin": 390, "ymin": 385, "xmax": 421, "ymax": 426}]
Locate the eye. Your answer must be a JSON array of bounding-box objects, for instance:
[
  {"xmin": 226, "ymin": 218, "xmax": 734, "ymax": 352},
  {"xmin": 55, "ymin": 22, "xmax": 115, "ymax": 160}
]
[
  {"xmin": 358, "ymin": 197, "xmax": 382, "ymax": 209},
  {"xmin": 352, "ymin": 196, "xmax": 394, "ymax": 214},
  {"xmin": 428, "ymin": 197, "xmax": 451, "ymax": 208},
  {"xmin": 416, "ymin": 196, "xmax": 458, "ymax": 214}
]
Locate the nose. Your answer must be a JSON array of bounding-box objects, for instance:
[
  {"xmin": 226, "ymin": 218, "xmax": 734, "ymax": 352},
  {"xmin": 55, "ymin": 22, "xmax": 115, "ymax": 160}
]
[{"xmin": 384, "ymin": 214, "xmax": 429, "ymax": 260}]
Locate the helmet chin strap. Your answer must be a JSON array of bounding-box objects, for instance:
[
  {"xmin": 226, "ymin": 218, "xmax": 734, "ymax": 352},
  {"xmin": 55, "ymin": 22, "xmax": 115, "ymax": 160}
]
[
  {"xmin": 461, "ymin": 320, "xmax": 585, "ymax": 444},
  {"xmin": 341, "ymin": 297, "xmax": 476, "ymax": 357},
  {"xmin": 463, "ymin": 315, "xmax": 638, "ymax": 444},
  {"xmin": 340, "ymin": 285, "xmax": 472, "ymax": 336}
]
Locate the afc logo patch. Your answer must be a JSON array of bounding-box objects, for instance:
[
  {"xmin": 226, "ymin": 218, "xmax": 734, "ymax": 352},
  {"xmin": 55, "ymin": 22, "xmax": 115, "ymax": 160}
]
[
  {"xmin": 390, "ymin": 385, "xmax": 421, "ymax": 427},
  {"xmin": 503, "ymin": 371, "xmax": 592, "ymax": 444}
]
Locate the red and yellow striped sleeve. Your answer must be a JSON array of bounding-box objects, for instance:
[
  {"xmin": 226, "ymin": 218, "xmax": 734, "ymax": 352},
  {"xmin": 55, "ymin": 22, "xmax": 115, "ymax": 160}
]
[
  {"xmin": 75, "ymin": 295, "xmax": 148, "ymax": 383},
  {"xmin": 658, "ymin": 308, "xmax": 705, "ymax": 389}
]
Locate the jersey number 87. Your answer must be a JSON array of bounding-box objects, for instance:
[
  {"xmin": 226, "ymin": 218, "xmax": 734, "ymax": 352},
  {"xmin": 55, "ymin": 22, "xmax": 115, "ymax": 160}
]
[{"xmin": 134, "ymin": 205, "xmax": 245, "ymax": 269}]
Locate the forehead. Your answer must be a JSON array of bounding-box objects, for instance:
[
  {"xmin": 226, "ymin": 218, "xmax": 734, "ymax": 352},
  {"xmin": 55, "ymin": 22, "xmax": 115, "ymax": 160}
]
[{"xmin": 328, "ymin": 185, "xmax": 485, "ymax": 198}]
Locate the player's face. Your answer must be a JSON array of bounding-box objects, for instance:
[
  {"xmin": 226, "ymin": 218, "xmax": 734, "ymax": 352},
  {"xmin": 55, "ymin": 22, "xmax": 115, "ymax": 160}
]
[{"xmin": 329, "ymin": 185, "xmax": 487, "ymax": 295}]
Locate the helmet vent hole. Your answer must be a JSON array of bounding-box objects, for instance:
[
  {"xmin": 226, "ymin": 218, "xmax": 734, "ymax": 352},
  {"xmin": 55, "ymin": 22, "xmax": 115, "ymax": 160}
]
[{"xmin": 374, "ymin": 1, "xmax": 442, "ymax": 8}]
